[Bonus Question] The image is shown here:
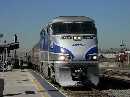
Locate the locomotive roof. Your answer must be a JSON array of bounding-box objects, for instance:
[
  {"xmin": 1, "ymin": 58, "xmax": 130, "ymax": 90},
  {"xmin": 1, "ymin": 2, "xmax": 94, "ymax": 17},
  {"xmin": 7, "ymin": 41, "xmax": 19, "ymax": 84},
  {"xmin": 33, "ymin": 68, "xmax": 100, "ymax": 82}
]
[{"xmin": 50, "ymin": 16, "xmax": 94, "ymax": 24}]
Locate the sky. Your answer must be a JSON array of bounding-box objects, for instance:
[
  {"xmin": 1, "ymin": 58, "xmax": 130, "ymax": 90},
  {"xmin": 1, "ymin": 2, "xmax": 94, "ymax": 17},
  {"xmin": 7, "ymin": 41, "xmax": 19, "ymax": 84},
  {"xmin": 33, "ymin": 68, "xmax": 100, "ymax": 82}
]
[{"xmin": 0, "ymin": 0, "xmax": 130, "ymax": 50}]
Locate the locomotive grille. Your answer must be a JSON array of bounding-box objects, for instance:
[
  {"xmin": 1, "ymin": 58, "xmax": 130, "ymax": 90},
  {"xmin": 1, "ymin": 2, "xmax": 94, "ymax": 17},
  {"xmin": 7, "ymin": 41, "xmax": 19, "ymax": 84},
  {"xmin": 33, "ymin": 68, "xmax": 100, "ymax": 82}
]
[{"xmin": 70, "ymin": 64, "xmax": 88, "ymax": 81}]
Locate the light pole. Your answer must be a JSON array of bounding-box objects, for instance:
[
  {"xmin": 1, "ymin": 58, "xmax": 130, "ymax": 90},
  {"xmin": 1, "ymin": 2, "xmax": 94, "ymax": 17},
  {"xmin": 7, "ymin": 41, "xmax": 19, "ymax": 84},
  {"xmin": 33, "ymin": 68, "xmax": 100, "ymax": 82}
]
[{"xmin": 12, "ymin": 32, "xmax": 21, "ymax": 68}]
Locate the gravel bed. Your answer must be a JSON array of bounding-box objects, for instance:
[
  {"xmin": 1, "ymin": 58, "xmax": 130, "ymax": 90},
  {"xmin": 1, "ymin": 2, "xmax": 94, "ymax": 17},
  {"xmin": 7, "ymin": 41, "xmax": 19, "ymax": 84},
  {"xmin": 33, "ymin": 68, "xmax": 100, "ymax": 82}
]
[
  {"xmin": 102, "ymin": 89, "xmax": 130, "ymax": 97},
  {"xmin": 61, "ymin": 89, "xmax": 112, "ymax": 97}
]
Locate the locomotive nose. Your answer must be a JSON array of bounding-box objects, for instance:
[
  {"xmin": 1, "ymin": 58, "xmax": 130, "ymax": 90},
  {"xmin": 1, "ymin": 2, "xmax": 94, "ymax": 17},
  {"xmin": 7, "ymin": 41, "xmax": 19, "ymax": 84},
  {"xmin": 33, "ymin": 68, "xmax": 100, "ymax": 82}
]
[{"xmin": 57, "ymin": 35, "xmax": 97, "ymax": 61}]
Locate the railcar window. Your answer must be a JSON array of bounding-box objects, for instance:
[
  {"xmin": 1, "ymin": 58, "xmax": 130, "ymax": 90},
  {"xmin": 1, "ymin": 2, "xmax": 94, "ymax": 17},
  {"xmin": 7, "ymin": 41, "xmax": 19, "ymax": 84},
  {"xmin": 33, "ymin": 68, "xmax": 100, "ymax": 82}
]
[
  {"xmin": 81, "ymin": 22, "xmax": 97, "ymax": 34},
  {"xmin": 51, "ymin": 22, "xmax": 97, "ymax": 34},
  {"xmin": 52, "ymin": 23, "xmax": 67, "ymax": 34},
  {"xmin": 68, "ymin": 23, "xmax": 81, "ymax": 33}
]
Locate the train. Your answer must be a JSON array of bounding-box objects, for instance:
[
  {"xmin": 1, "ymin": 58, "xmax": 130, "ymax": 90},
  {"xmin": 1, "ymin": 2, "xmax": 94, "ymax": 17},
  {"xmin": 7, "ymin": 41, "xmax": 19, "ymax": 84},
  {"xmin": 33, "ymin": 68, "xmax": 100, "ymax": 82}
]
[{"xmin": 30, "ymin": 16, "xmax": 99, "ymax": 87}]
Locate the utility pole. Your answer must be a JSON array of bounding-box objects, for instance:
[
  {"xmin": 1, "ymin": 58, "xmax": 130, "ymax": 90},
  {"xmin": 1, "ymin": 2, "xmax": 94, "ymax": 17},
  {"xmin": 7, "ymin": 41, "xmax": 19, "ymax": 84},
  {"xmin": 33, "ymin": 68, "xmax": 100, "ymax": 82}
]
[{"xmin": 14, "ymin": 34, "xmax": 18, "ymax": 68}]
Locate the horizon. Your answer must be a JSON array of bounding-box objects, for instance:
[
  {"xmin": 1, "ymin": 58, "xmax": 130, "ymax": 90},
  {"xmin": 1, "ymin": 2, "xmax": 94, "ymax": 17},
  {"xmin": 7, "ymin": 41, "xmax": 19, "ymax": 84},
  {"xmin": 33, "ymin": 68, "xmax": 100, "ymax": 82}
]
[{"xmin": 0, "ymin": 0, "xmax": 130, "ymax": 49}]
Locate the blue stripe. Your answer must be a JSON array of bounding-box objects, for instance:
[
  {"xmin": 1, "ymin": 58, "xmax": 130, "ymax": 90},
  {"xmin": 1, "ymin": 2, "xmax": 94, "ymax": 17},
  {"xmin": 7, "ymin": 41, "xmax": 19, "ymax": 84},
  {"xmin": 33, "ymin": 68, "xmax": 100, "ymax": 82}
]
[
  {"xmin": 49, "ymin": 43, "xmax": 74, "ymax": 58},
  {"xmin": 87, "ymin": 47, "xmax": 98, "ymax": 54},
  {"xmin": 85, "ymin": 47, "xmax": 98, "ymax": 60}
]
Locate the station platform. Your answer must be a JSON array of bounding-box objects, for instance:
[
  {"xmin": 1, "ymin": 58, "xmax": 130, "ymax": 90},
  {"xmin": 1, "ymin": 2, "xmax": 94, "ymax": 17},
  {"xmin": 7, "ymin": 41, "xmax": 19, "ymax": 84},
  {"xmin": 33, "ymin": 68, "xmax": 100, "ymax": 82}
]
[{"xmin": 0, "ymin": 69, "xmax": 49, "ymax": 97}]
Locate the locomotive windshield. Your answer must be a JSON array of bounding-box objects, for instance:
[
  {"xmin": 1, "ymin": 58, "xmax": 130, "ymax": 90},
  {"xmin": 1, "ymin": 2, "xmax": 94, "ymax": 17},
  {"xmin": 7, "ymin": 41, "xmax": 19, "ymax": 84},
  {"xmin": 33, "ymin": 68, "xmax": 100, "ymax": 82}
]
[{"xmin": 51, "ymin": 22, "xmax": 97, "ymax": 34}]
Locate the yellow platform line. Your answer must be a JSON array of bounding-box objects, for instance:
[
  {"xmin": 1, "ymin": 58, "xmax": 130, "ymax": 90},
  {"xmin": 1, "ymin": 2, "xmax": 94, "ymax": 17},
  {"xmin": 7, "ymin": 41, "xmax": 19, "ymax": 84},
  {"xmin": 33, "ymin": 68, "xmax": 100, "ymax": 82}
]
[{"xmin": 31, "ymin": 79, "xmax": 50, "ymax": 97}]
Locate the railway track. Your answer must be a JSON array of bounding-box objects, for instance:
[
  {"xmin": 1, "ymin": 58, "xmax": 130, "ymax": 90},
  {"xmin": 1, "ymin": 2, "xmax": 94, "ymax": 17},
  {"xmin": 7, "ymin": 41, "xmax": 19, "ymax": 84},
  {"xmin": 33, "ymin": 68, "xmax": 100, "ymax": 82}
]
[
  {"xmin": 32, "ymin": 69, "xmax": 130, "ymax": 97},
  {"xmin": 61, "ymin": 87, "xmax": 111, "ymax": 97},
  {"xmin": 59, "ymin": 75, "xmax": 130, "ymax": 97}
]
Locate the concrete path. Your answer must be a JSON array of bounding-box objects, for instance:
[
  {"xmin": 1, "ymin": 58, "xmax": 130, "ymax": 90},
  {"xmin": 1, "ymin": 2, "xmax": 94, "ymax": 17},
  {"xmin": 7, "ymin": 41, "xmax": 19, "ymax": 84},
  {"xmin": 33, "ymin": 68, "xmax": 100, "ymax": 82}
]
[{"xmin": 0, "ymin": 69, "xmax": 49, "ymax": 97}]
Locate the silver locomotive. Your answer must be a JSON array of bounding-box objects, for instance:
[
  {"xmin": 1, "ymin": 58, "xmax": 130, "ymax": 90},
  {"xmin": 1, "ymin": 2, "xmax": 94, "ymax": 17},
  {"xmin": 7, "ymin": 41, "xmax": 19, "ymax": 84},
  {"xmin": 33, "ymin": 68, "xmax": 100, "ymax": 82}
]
[{"xmin": 32, "ymin": 16, "xmax": 99, "ymax": 87}]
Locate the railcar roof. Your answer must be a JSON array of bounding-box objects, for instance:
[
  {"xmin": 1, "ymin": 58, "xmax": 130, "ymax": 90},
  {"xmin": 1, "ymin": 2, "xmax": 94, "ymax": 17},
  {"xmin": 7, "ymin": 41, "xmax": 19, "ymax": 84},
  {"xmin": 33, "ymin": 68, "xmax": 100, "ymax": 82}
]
[{"xmin": 50, "ymin": 16, "xmax": 94, "ymax": 24}]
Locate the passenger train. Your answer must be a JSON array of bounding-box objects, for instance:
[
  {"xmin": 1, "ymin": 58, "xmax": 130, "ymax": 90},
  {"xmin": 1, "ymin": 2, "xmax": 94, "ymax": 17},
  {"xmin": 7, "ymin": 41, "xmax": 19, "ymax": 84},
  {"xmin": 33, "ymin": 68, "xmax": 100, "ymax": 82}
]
[{"xmin": 31, "ymin": 16, "xmax": 99, "ymax": 87}]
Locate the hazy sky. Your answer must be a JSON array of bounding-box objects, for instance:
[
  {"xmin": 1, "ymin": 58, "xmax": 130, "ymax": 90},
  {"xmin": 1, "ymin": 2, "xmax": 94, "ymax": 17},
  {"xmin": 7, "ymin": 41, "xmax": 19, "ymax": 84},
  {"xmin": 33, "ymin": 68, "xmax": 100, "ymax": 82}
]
[{"xmin": 0, "ymin": 0, "xmax": 130, "ymax": 49}]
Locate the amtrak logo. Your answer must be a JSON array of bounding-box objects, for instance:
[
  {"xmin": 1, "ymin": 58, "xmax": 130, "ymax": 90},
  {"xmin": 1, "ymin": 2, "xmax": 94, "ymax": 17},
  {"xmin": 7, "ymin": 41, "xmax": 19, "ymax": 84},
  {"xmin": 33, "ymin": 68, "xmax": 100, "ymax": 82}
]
[{"xmin": 72, "ymin": 43, "xmax": 85, "ymax": 46}]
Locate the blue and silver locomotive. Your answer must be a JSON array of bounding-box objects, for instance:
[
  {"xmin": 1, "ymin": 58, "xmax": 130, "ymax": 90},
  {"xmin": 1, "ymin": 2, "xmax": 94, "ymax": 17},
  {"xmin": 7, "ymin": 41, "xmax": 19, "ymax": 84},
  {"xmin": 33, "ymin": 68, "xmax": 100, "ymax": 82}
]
[{"xmin": 36, "ymin": 16, "xmax": 99, "ymax": 86}]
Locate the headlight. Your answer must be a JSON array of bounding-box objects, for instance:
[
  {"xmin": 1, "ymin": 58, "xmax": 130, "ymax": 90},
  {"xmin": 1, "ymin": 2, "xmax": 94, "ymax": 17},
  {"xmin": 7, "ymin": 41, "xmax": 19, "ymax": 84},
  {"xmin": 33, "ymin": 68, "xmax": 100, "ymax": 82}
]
[
  {"xmin": 58, "ymin": 55, "xmax": 72, "ymax": 61},
  {"xmin": 93, "ymin": 56, "xmax": 97, "ymax": 60},
  {"xmin": 73, "ymin": 36, "xmax": 82, "ymax": 41},
  {"xmin": 73, "ymin": 36, "xmax": 77, "ymax": 40},
  {"xmin": 58, "ymin": 55, "xmax": 66, "ymax": 61},
  {"xmin": 77, "ymin": 36, "xmax": 81, "ymax": 40},
  {"xmin": 62, "ymin": 35, "xmax": 72, "ymax": 39},
  {"xmin": 60, "ymin": 48, "xmax": 65, "ymax": 53},
  {"xmin": 86, "ymin": 54, "xmax": 98, "ymax": 61}
]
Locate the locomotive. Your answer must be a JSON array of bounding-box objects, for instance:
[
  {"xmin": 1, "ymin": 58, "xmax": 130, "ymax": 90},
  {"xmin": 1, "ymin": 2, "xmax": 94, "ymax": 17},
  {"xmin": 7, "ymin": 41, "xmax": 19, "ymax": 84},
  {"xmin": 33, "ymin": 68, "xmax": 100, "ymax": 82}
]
[{"xmin": 31, "ymin": 16, "xmax": 99, "ymax": 86}]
